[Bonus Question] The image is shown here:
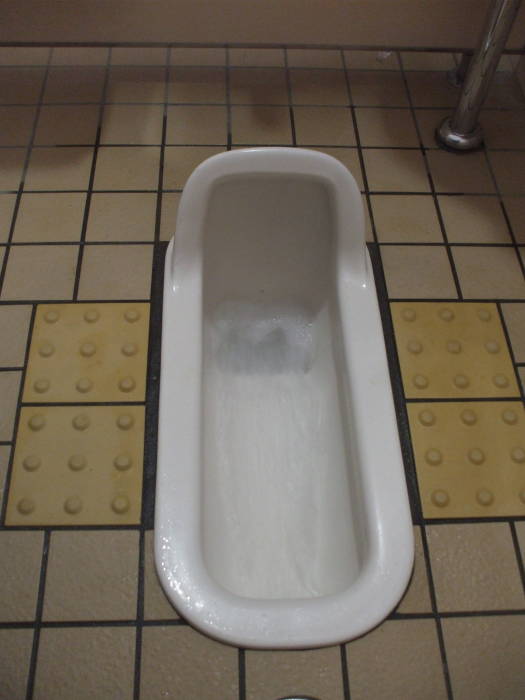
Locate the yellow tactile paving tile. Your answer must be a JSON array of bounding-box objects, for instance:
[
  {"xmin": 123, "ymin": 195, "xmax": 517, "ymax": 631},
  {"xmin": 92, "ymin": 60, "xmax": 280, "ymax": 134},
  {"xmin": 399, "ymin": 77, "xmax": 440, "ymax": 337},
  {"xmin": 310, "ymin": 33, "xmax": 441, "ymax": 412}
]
[
  {"xmin": 23, "ymin": 303, "xmax": 149, "ymax": 403},
  {"xmin": 408, "ymin": 401, "xmax": 525, "ymax": 518},
  {"xmin": 391, "ymin": 302, "xmax": 519, "ymax": 399},
  {"xmin": 6, "ymin": 406, "xmax": 144, "ymax": 525}
]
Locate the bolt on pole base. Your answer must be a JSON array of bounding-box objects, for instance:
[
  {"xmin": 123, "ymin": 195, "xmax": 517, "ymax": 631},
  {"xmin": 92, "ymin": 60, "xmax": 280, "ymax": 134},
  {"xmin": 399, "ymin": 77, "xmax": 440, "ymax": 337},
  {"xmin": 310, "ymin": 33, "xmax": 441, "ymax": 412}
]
[{"xmin": 435, "ymin": 116, "xmax": 484, "ymax": 152}]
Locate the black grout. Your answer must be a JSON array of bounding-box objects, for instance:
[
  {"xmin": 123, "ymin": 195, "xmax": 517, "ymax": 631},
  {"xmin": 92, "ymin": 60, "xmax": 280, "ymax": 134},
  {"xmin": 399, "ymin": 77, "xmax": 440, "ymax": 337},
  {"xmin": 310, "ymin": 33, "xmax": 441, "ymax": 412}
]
[
  {"xmin": 340, "ymin": 644, "xmax": 351, "ymax": 700},
  {"xmin": 238, "ymin": 649, "xmax": 246, "ymax": 700},
  {"xmin": 24, "ymin": 529, "xmax": 50, "ymax": 700}
]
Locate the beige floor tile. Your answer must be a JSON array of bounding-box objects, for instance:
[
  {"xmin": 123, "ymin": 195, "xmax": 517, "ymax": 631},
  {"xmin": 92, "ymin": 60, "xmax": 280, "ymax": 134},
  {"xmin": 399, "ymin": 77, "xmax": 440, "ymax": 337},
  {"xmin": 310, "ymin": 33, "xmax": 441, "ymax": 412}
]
[
  {"xmin": 168, "ymin": 67, "xmax": 226, "ymax": 103},
  {"xmin": 78, "ymin": 244, "xmax": 153, "ymax": 299},
  {"xmin": 0, "ymin": 106, "xmax": 36, "ymax": 146},
  {"xmin": 309, "ymin": 147, "xmax": 364, "ymax": 189},
  {"xmin": 413, "ymin": 108, "xmax": 449, "ymax": 148},
  {"xmin": 348, "ymin": 70, "xmax": 409, "ymax": 106},
  {"xmin": 489, "ymin": 151, "xmax": 525, "ymax": 194},
  {"xmin": 427, "ymin": 524, "xmax": 523, "ymax": 611},
  {"xmin": 346, "ymin": 619, "xmax": 447, "ymax": 700},
  {"xmin": 170, "ymin": 48, "xmax": 226, "ymax": 66},
  {"xmin": 363, "ymin": 195, "xmax": 374, "ymax": 241},
  {"xmin": 93, "ymin": 146, "xmax": 160, "ymax": 190},
  {"xmin": 503, "ymin": 197, "xmax": 525, "ymax": 243},
  {"xmin": 141, "ymin": 626, "xmax": 238, "ymax": 699},
  {"xmin": 34, "ymin": 627, "xmax": 135, "ymax": 700},
  {"xmin": 371, "ymin": 194, "xmax": 442, "ymax": 242},
  {"xmin": 439, "ymin": 195, "xmax": 511, "ymax": 243},
  {"xmin": 0, "ymin": 47, "xmax": 49, "ymax": 65},
  {"xmin": 160, "ymin": 191, "xmax": 181, "ymax": 240},
  {"xmin": 0, "ymin": 305, "xmax": 32, "ymax": 365},
  {"xmin": 0, "ymin": 445, "xmax": 10, "ymax": 511},
  {"xmin": 405, "ymin": 71, "xmax": 459, "ymax": 107},
  {"xmin": 290, "ymin": 69, "xmax": 348, "ymax": 105},
  {"xmin": 0, "ymin": 149, "xmax": 27, "ymax": 191},
  {"xmin": 25, "ymin": 147, "xmax": 93, "ymax": 191},
  {"xmin": 381, "ymin": 245, "xmax": 456, "ymax": 298},
  {"xmin": 34, "ymin": 105, "xmax": 99, "ymax": 146},
  {"xmin": 363, "ymin": 149, "xmax": 430, "ymax": 192},
  {"xmin": 401, "ymin": 52, "xmax": 456, "ymax": 71},
  {"xmin": 0, "ymin": 194, "xmax": 16, "ymax": 241},
  {"xmin": 230, "ymin": 68, "xmax": 288, "ymax": 104},
  {"xmin": 427, "ymin": 151, "xmax": 495, "ymax": 194},
  {"xmin": 0, "ymin": 531, "xmax": 43, "ymax": 621},
  {"xmin": 501, "ymin": 303, "xmax": 525, "ymax": 362},
  {"xmin": 442, "ymin": 616, "xmax": 525, "ymax": 700},
  {"xmin": 166, "ymin": 105, "xmax": 227, "ymax": 145},
  {"xmin": 396, "ymin": 526, "xmax": 432, "ymax": 613},
  {"xmin": 14, "ymin": 192, "xmax": 86, "ymax": 242},
  {"xmin": 163, "ymin": 146, "xmax": 224, "ymax": 189},
  {"xmin": 144, "ymin": 530, "xmax": 179, "ymax": 620},
  {"xmin": 452, "ymin": 246, "xmax": 525, "ymax": 299},
  {"xmin": 288, "ymin": 49, "xmax": 343, "ymax": 68},
  {"xmin": 519, "ymin": 366, "xmax": 525, "ymax": 392},
  {"xmin": 43, "ymin": 66, "xmax": 106, "ymax": 103},
  {"xmin": 516, "ymin": 521, "xmax": 525, "ymax": 558},
  {"xmin": 343, "ymin": 50, "xmax": 400, "ymax": 71},
  {"xmin": 50, "ymin": 47, "xmax": 109, "ymax": 65},
  {"xmin": 229, "ymin": 48, "xmax": 284, "ymax": 67},
  {"xmin": 485, "ymin": 72, "xmax": 525, "ymax": 109},
  {"xmin": 481, "ymin": 109, "xmax": 525, "ymax": 149},
  {"xmin": 106, "ymin": 66, "xmax": 166, "ymax": 103},
  {"xmin": 246, "ymin": 647, "xmax": 344, "ymax": 700},
  {"xmin": 0, "ymin": 629, "xmax": 33, "ymax": 699},
  {"xmin": 111, "ymin": 47, "xmax": 168, "ymax": 65},
  {"xmin": 0, "ymin": 370, "xmax": 21, "ymax": 440},
  {"xmin": 0, "ymin": 67, "xmax": 45, "ymax": 104},
  {"xmin": 356, "ymin": 108, "xmax": 419, "ymax": 147},
  {"xmin": 232, "ymin": 106, "xmax": 292, "ymax": 145},
  {"xmin": 294, "ymin": 106, "xmax": 355, "ymax": 146},
  {"xmin": 2, "ymin": 245, "xmax": 78, "ymax": 300},
  {"xmin": 100, "ymin": 104, "xmax": 164, "ymax": 145},
  {"xmin": 43, "ymin": 531, "xmax": 139, "ymax": 621},
  {"xmin": 87, "ymin": 192, "xmax": 156, "ymax": 241}
]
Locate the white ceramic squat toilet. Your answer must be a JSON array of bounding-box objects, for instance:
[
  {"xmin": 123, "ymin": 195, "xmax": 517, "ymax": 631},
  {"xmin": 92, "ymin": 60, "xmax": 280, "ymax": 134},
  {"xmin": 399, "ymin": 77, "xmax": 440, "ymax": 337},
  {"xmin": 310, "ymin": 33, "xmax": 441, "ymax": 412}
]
[{"xmin": 155, "ymin": 148, "xmax": 414, "ymax": 649}]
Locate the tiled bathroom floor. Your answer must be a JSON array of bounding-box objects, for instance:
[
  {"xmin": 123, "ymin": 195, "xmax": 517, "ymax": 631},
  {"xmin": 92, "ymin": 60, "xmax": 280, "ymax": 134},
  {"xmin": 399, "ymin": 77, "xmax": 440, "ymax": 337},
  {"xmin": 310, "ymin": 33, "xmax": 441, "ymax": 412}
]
[{"xmin": 0, "ymin": 45, "xmax": 524, "ymax": 700}]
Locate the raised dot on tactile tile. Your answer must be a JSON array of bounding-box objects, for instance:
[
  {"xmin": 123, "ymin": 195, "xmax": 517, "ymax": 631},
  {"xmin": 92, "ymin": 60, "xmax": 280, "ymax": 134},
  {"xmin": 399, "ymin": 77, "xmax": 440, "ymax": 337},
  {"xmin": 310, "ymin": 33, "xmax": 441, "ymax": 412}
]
[
  {"xmin": 116, "ymin": 414, "xmax": 134, "ymax": 430},
  {"xmin": 44, "ymin": 309, "xmax": 60, "ymax": 323},
  {"xmin": 407, "ymin": 340, "xmax": 422, "ymax": 354},
  {"xmin": 38, "ymin": 341, "xmax": 55, "ymax": 358},
  {"xmin": 76, "ymin": 377, "xmax": 93, "ymax": 394},
  {"xmin": 23, "ymin": 455, "xmax": 41, "ymax": 471},
  {"xmin": 454, "ymin": 374, "xmax": 469, "ymax": 389},
  {"xmin": 64, "ymin": 496, "xmax": 83, "ymax": 514},
  {"xmin": 431, "ymin": 490, "xmax": 449, "ymax": 508},
  {"xmin": 439, "ymin": 308, "xmax": 454, "ymax": 321},
  {"xmin": 68, "ymin": 454, "xmax": 86, "ymax": 471},
  {"xmin": 114, "ymin": 454, "xmax": 132, "ymax": 471},
  {"xmin": 83, "ymin": 309, "xmax": 100, "ymax": 323},
  {"xmin": 418, "ymin": 410, "xmax": 436, "ymax": 426},
  {"xmin": 28, "ymin": 414, "xmax": 45, "ymax": 431},
  {"xmin": 111, "ymin": 495, "xmax": 130, "ymax": 514},
  {"xmin": 17, "ymin": 498, "xmax": 35, "ymax": 515},
  {"xmin": 447, "ymin": 340, "xmax": 461, "ymax": 354},
  {"xmin": 72, "ymin": 414, "xmax": 90, "ymax": 431},
  {"xmin": 425, "ymin": 449, "xmax": 443, "ymax": 466},
  {"xmin": 118, "ymin": 376, "xmax": 136, "ymax": 393},
  {"xmin": 468, "ymin": 448, "xmax": 485, "ymax": 465},
  {"xmin": 79, "ymin": 342, "xmax": 96, "ymax": 357},
  {"xmin": 460, "ymin": 409, "xmax": 477, "ymax": 426},
  {"xmin": 477, "ymin": 308, "xmax": 491, "ymax": 322},
  {"xmin": 511, "ymin": 447, "xmax": 525, "ymax": 463},
  {"xmin": 124, "ymin": 308, "xmax": 140, "ymax": 323},
  {"xmin": 502, "ymin": 409, "xmax": 518, "ymax": 425},
  {"xmin": 33, "ymin": 378, "xmax": 50, "ymax": 394},
  {"xmin": 484, "ymin": 340, "xmax": 500, "ymax": 354},
  {"xmin": 476, "ymin": 488, "xmax": 494, "ymax": 506},
  {"xmin": 413, "ymin": 374, "xmax": 429, "ymax": 389},
  {"xmin": 493, "ymin": 374, "xmax": 509, "ymax": 388},
  {"xmin": 121, "ymin": 342, "xmax": 138, "ymax": 357}
]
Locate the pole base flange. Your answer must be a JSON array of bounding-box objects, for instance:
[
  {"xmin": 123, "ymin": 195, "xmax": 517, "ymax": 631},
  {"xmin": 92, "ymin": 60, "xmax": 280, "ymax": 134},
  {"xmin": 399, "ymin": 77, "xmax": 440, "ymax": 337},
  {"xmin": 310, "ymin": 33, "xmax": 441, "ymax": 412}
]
[{"xmin": 435, "ymin": 117, "xmax": 484, "ymax": 152}]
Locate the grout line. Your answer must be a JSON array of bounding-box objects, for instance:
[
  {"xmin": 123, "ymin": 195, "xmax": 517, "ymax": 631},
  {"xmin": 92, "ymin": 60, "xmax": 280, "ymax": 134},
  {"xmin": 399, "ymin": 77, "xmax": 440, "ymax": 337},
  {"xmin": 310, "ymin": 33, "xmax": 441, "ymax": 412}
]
[
  {"xmin": 509, "ymin": 522, "xmax": 525, "ymax": 593},
  {"xmin": 152, "ymin": 49, "xmax": 170, "ymax": 245},
  {"xmin": 24, "ymin": 529, "xmax": 50, "ymax": 700},
  {"xmin": 340, "ymin": 643, "xmax": 351, "ymax": 700},
  {"xmin": 283, "ymin": 49, "xmax": 297, "ymax": 146},
  {"xmin": 238, "ymin": 648, "xmax": 246, "ymax": 700}
]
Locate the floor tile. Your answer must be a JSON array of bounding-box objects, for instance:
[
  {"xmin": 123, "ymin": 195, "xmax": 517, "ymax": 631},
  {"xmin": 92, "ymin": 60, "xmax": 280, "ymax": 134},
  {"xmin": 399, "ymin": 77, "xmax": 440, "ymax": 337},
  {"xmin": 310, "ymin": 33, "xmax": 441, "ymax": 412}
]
[
  {"xmin": 34, "ymin": 627, "xmax": 135, "ymax": 700},
  {"xmin": 381, "ymin": 246, "xmax": 456, "ymax": 297},
  {"xmin": 503, "ymin": 197, "xmax": 525, "ymax": 243},
  {"xmin": 293, "ymin": 106, "xmax": 355, "ymax": 146},
  {"xmin": 345, "ymin": 620, "xmax": 447, "ymax": 700},
  {"xmin": 140, "ymin": 626, "xmax": 238, "ymax": 699},
  {"xmin": 481, "ymin": 109, "xmax": 525, "ymax": 149},
  {"xmin": 427, "ymin": 150, "xmax": 495, "ymax": 194},
  {"xmin": 93, "ymin": 146, "xmax": 160, "ymax": 190},
  {"xmin": 452, "ymin": 245, "xmax": 525, "ymax": 299},
  {"xmin": 6, "ymin": 405, "xmax": 144, "ymax": 526},
  {"xmin": 0, "ymin": 531, "xmax": 44, "ymax": 621},
  {"xmin": 170, "ymin": 48, "xmax": 226, "ymax": 66},
  {"xmin": 405, "ymin": 71, "xmax": 459, "ymax": 107},
  {"xmin": 438, "ymin": 195, "xmax": 511, "ymax": 243},
  {"xmin": 78, "ymin": 244, "xmax": 153, "ymax": 299},
  {"xmin": 516, "ymin": 521, "xmax": 525, "ymax": 559},
  {"xmin": 501, "ymin": 303, "xmax": 525, "ymax": 362},
  {"xmin": 0, "ymin": 305, "xmax": 32, "ymax": 365},
  {"xmin": 347, "ymin": 70, "xmax": 408, "ymax": 106},
  {"xmin": 160, "ymin": 191, "xmax": 181, "ymax": 240},
  {"xmin": 370, "ymin": 195, "xmax": 442, "ymax": 242},
  {"xmin": 0, "ymin": 445, "xmax": 10, "ymax": 511},
  {"xmin": 0, "ymin": 193, "xmax": 16, "ymax": 241},
  {"xmin": 489, "ymin": 151, "xmax": 525, "ymax": 194},
  {"xmin": 0, "ymin": 370, "xmax": 21, "ymax": 440},
  {"xmin": 111, "ymin": 47, "xmax": 168, "ymax": 65},
  {"xmin": 245, "ymin": 647, "xmax": 344, "ymax": 700},
  {"xmin": 43, "ymin": 66, "xmax": 106, "ymax": 103},
  {"xmin": 43, "ymin": 530, "xmax": 139, "ymax": 620},
  {"xmin": 309, "ymin": 147, "xmax": 363, "ymax": 189},
  {"xmin": 363, "ymin": 149, "xmax": 430, "ymax": 192},
  {"xmin": 0, "ymin": 628, "xmax": 33, "ymax": 700},
  {"xmin": 232, "ymin": 106, "xmax": 292, "ymax": 145},
  {"xmin": 163, "ymin": 146, "xmax": 224, "ymax": 189},
  {"xmin": 229, "ymin": 48, "xmax": 284, "ymax": 67},
  {"xmin": 355, "ymin": 108, "xmax": 419, "ymax": 147},
  {"xmin": 0, "ymin": 67, "xmax": 45, "ymax": 104},
  {"xmin": 396, "ymin": 526, "xmax": 432, "ymax": 613},
  {"xmin": 442, "ymin": 616, "xmax": 525, "ymax": 700},
  {"xmin": 168, "ymin": 67, "xmax": 226, "ymax": 103},
  {"xmin": 288, "ymin": 49, "xmax": 342, "ymax": 68},
  {"xmin": 0, "ymin": 47, "xmax": 49, "ymax": 65},
  {"xmin": 144, "ymin": 530, "xmax": 179, "ymax": 620},
  {"xmin": 413, "ymin": 108, "xmax": 449, "ymax": 148},
  {"xmin": 50, "ymin": 47, "xmax": 109, "ymax": 65},
  {"xmin": 0, "ymin": 149, "xmax": 27, "ymax": 191},
  {"xmin": 34, "ymin": 105, "xmax": 99, "ymax": 146},
  {"xmin": 25, "ymin": 147, "xmax": 93, "ymax": 191},
  {"xmin": 100, "ymin": 104, "xmax": 164, "ymax": 145},
  {"xmin": 401, "ymin": 52, "xmax": 455, "ymax": 71},
  {"xmin": 519, "ymin": 366, "xmax": 525, "ymax": 392},
  {"xmin": 485, "ymin": 72, "xmax": 525, "ymax": 109},
  {"xmin": 343, "ymin": 50, "xmax": 400, "ymax": 71},
  {"xmin": 13, "ymin": 192, "xmax": 86, "ymax": 242},
  {"xmin": 166, "ymin": 105, "xmax": 227, "ymax": 145},
  {"xmin": 106, "ymin": 66, "xmax": 166, "ymax": 103},
  {"xmin": 24, "ymin": 302, "xmax": 150, "ymax": 402},
  {"xmin": 290, "ymin": 69, "xmax": 348, "ymax": 105},
  {"xmin": 392, "ymin": 302, "xmax": 519, "ymax": 399},
  {"xmin": 86, "ymin": 192, "xmax": 157, "ymax": 241},
  {"xmin": 0, "ymin": 106, "xmax": 36, "ymax": 146},
  {"xmin": 229, "ymin": 68, "xmax": 288, "ymax": 104},
  {"xmin": 2, "ymin": 245, "xmax": 78, "ymax": 300}
]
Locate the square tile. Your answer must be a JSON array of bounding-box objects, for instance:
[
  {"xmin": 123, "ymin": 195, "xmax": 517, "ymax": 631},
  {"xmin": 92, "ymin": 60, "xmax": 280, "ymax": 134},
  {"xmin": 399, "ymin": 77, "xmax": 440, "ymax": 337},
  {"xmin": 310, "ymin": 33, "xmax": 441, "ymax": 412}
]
[
  {"xmin": 168, "ymin": 67, "xmax": 226, "ymax": 103},
  {"xmin": 0, "ymin": 67, "xmax": 45, "ymax": 104},
  {"xmin": 86, "ymin": 192, "xmax": 157, "ymax": 241},
  {"xmin": 343, "ymin": 51, "xmax": 400, "ymax": 71},
  {"xmin": 0, "ymin": 629, "xmax": 33, "ymax": 699},
  {"xmin": 347, "ymin": 71, "xmax": 409, "ymax": 106},
  {"xmin": 6, "ymin": 405, "xmax": 144, "ymax": 526},
  {"xmin": 308, "ymin": 147, "xmax": 363, "ymax": 189},
  {"xmin": 0, "ymin": 106, "xmax": 36, "ymax": 146},
  {"xmin": 481, "ymin": 109, "xmax": 525, "ymax": 149},
  {"xmin": 0, "ymin": 305, "xmax": 32, "ymax": 365},
  {"xmin": 0, "ymin": 194, "xmax": 16, "ymax": 241},
  {"xmin": 503, "ymin": 197, "xmax": 525, "ymax": 243},
  {"xmin": 0, "ymin": 149, "xmax": 26, "ymax": 191},
  {"xmin": 381, "ymin": 245, "xmax": 456, "ymax": 297},
  {"xmin": 13, "ymin": 192, "xmax": 86, "ymax": 242},
  {"xmin": 144, "ymin": 530, "xmax": 179, "ymax": 620},
  {"xmin": 34, "ymin": 105, "xmax": 99, "ymax": 145},
  {"xmin": 24, "ymin": 303, "xmax": 150, "ymax": 402},
  {"xmin": 516, "ymin": 521, "xmax": 525, "ymax": 559},
  {"xmin": 2, "ymin": 245, "xmax": 78, "ymax": 300},
  {"xmin": 408, "ymin": 402, "xmax": 525, "ymax": 518},
  {"xmin": 166, "ymin": 105, "xmax": 227, "ymax": 145},
  {"xmin": 43, "ymin": 66, "xmax": 106, "ymax": 103},
  {"xmin": 170, "ymin": 48, "xmax": 226, "ymax": 66},
  {"xmin": 438, "ymin": 195, "xmax": 511, "ymax": 243},
  {"xmin": 0, "ymin": 47, "xmax": 49, "ymax": 65},
  {"xmin": 100, "ymin": 104, "xmax": 164, "ymax": 145},
  {"xmin": 232, "ymin": 106, "xmax": 292, "ymax": 145},
  {"xmin": 501, "ymin": 303, "xmax": 525, "ymax": 362},
  {"xmin": 485, "ymin": 72, "xmax": 525, "ymax": 109},
  {"xmin": 111, "ymin": 47, "xmax": 168, "ymax": 65},
  {"xmin": 163, "ymin": 146, "xmax": 224, "ymax": 189},
  {"xmin": 345, "ymin": 620, "xmax": 447, "ymax": 700},
  {"xmin": 78, "ymin": 244, "xmax": 153, "ymax": 299},
  {"xmin": 370, "ymin": 195, "xmax": 442, "ymax": 242},
  {"xmin": 293, "ymin": 106, "xmax": 356, "ymax": 146},
  {"xmin": 160, "ymin": 191, "xmax": 181, "ymax": 240},
  {"xmin": 405, "ymin": 71, "xmax": 459, "ymax": 107},
  {"xmin": 25, "ymin": 147, "xmax": 93, "ymax": 191},
  {"xmin": 489, "ymin": 151, "xmax": 525, "ymax": 194},
  {"xmin": 93, "ymin": 147, "xmax": 160, "ymax": 190},
  {"xmin": 427, "ymin": 523, "xmax": 523, "ymax": 608},
  {"xmin": 290, "ymin": 69, "xmax": 348, "ymax": 105},
  {"xmin": 401, "ymin": 52, "xmax": 455, "ymax": 71},
  {"xmin": 141, "ymin": 626, "xmax": 238, "ymax": 698},
  {"xmin": 392, "ymin": 302, "xmax": 519, "ymax": 398},
  {"xmin": 34, "ymin": 627, "xmax": 135, "ymax": 700},
  {"xmin": 0, "ymin": 531, "xmax": 44, "ymax": 621},
  {"xmin": 427, "ymin": 150, "xmax": 495, "ymax": 194},
  {"xmin": 229, "ymin": 68, "xmax": 288, "ymax": 104},
  {"xmin": 414, "ymin": 108, "xmax": 450, "ymax": 148},
  {"xmin": 363, "ymin": 149, "xmax": 430, "ymax": 192},
  {"xmin": 50, "ymin": 47, "xmax": 109, "ymax": 65},
  {"xmin": 43, "ymin": 531, "xmax": 139, "ymax": 620},
  {"xmin": 442, "ymin": 616, "xmax": 525, "ymax": 700},
  {"xmin": 396, "ymin": 526, "xmax": 432, "ymax": 613},
  {"xmin": 246, "ymin": 647, "xmax": 344, "ymax": 700},
  {"xmin": 0, "ymin": 371, "xmax": 21, "ymax": 441},
  {"xmin": 452, "ymin": 245, "xmax": 525, "ymax": 299},
  {"xmin": 288, "ymin": 49, "xmax": 343, "ymax": 68},
  {"xmin": 106, "ymin": 66, "xmax": 166, "ymax": 103},
  {"xmin": 355, "ymin": 108, "xmax": 419, "ymax": 147},
  {"xmin": 229, "ymin": 48, "xmax": 284, "ymax": 67}
]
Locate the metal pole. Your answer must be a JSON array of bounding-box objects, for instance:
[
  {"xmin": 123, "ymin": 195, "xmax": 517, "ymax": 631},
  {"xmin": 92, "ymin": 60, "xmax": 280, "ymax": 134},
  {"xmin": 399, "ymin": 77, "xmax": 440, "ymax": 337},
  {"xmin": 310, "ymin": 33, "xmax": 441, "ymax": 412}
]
[{"xmin": 436, "ymin": 0, "xmax": 522, "ymax": 151}]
